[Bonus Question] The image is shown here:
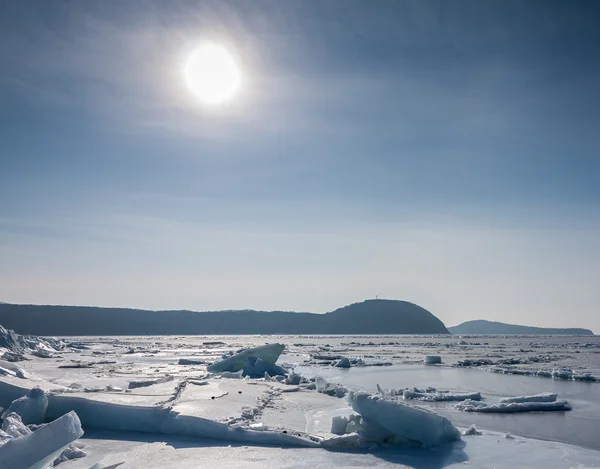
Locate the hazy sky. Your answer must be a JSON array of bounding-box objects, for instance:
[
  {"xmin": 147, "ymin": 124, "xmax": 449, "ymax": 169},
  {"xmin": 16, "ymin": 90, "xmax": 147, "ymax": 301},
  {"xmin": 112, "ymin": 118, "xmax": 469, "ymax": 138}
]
[{"xmin": 1, "ymin": 1, "xmax": 599, "ymax": 331}]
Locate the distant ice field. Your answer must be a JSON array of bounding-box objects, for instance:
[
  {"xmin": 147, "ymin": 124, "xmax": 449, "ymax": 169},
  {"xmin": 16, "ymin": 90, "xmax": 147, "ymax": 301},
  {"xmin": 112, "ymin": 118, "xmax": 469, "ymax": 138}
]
[
  {"xmin": 46, "ymin": 333, "xmax": 600, "ymax": 450},
  {"xmin": 4, "ymin": 333, "xmax": 600, "ymax": 468}
]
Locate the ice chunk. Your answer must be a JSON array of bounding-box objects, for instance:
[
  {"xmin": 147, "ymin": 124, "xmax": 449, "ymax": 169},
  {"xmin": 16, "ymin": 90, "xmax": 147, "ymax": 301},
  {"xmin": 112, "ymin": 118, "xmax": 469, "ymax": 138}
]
[
  {"xmin": 283, "ymin": 373, "xmax": 302, "ymax": 385},
  {"xmin": 0, "ymin": 411, "xmax": 84, "ymax": 469},
  {"xmin": 178, "ymin": 358, "xmax": 207, "ymax": 365},
  {"xmin": 462, "ymin": 425, "xmax": 482, "ymax": 436},
  {"xmin": 242, "ymin": 357, "xmax": 287, "ymax": 378},
  {"xmin": 217, "ymin": 370, "xmax": 244, "ymax": 379},
  {"xmin": 499, "ymin": 393, "xmax": 557, "ymax": 404},
  {"xmin": 315, "ymin": 376, "xmax": 328, "ymax": 392},
  {"xmin": 424, "ymin": 356, "xmax": 442, "ymax": 365},
  {"xmin": 0, "ymin": 326, "xmax": 24, "ymax": 356},
  {"xmin": 552, "ymin": 368, "xmax": 574, "ymax": 380},
  {"xmin": 347, "ymin": 391, "xmax": 461, "ymax": 447},
  {"xmin": 334, "ymin": 358, "xmax": 351, "ymax": 368},
  {"xmin": 315, "ymin": 377, "xmax": 347, "ymax": 398},
  {"xmin": 53, "ymin": 443, "xmax": 87, "ymax": 466},
  {"xmin": 128, "ymin": 376, "xmax": 174, "ymax": 389},
  {"xmin": 1, "ymin": 413, "xmax": 31, "ymax": 439},
  {"xmin": 207, "ymin": 344, "xmax": 286, "ymax": 378},
  {"xmin": 330, "ymin": 415, "xmax": 349, "ymax": 435},
  {"xmin": 0, "ymin": 360, "xmax": 28, "ymax": 379},
  {"xmin": 456, "ymin": 399, "xmax": 572, "ymax": 413},
  {"xmin": 402, "ymin": 389, "xmax": 481, "ymax": 402},
  {"xmin": 1, "ymin": 387, "xmax": 48, "ymax": 425},
  {"xmin": 0, "ymin": 428, "xmax": 12, "ymax": 446}
]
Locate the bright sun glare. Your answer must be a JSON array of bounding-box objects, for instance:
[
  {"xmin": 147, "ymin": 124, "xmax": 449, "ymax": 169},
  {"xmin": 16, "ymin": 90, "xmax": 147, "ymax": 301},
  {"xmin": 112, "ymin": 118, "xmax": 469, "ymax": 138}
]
[{"xmin": 184, "ymin": 43, "xmax": 240, "ymax": 105}]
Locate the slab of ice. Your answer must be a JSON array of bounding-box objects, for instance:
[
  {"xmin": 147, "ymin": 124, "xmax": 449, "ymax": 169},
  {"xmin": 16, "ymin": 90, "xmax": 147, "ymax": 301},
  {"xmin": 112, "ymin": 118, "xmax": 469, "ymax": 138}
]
[
  {"xmin": 402, "ymin": 389, "xmax": 481, "ymax": 402},
  {"xmin": 1, "ymin": 387, "xmax": 48, "ymax": 425},
  {"xmin": 499, "ymin": 393, "xmax": 557, "ymax": 404},
  {"xmin": 178, "ymin": 358, "xmax": 207, "ymax": 365},
  {"xmin": 0, "ymin": 377, "xmax": 319, "ymax": 449},
  {"xmin": 347, "ymin": 391, "xmax": 461, "ymax": 447},
  {"xmin": 1, "ymin": 413, "xmax": 31, "ymax": 439},
  {"xmin": 207, "ymin": 344, "xmax": 286, "ymax": 378},
  {"xmin": 0, "ymin": 360, "xmax": 28, "ymax": 379},
  {"xmin": 0, "ymin": 429, "xmax": 12, "ymax": 446},
  {"xmin": 0, "ymin": 411, "xmax": 84, "ymax": 469},
  {"xmin": 128, "ymin": 376, "xmax": 174, "ymax": 389},
  {"xmin": 456, "ymin": 399, "xmax": 572, "ymax": 413},
  {"xmin": 242, "ymin": 357, "xmax": 287, "ymax": 378},
  {"xmin": 53, "ymin": 443, "xmax": 87, "ymax": 465},
  {"xmin": 424, "ymin": 356, "xmax": 442, "ymax": 365},
  {"xmin": 334, "ymin": 358, "xmax": 351, "ymax": 368}
]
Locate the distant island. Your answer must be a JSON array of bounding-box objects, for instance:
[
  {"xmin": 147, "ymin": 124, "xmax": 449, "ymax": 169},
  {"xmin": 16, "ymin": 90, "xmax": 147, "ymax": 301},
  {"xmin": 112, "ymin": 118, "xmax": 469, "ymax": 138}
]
[
  {"xmin": 449, "ymin": 320, "xmax": 594, "ymax": 336},
  {"xmin": 0, "ymin": 299, "xmax": 449, "ymax": 336}
]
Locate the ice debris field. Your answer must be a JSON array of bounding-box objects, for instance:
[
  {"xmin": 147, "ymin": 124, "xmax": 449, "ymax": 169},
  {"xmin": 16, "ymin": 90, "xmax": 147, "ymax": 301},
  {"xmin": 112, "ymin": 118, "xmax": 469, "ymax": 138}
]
[{"xmin": 1, "ymin": 326, "xmax": 600, "ymax": 468}]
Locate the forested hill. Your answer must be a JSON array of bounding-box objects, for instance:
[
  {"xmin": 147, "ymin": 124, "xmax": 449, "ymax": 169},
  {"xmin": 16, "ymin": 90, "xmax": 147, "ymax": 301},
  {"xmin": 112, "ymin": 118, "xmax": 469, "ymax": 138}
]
[
  {"xmin": 0, "ymin": 299, "xmax": 450, "ymax": 336},
  {"xmin": 449, "ymin": 320, "xmax": 593, "ymax": 336}
]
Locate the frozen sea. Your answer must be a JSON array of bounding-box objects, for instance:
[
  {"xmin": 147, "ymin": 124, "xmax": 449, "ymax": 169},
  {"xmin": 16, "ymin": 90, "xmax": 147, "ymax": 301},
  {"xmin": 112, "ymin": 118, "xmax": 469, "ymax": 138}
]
[{"xmin": 2, "ymin": 333, "xmax": 600, "ymax": 468}]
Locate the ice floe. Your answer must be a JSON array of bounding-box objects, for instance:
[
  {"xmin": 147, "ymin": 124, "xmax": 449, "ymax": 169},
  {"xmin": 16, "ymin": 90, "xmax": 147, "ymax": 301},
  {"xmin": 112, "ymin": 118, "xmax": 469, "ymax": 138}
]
[
  {"xmin": 207, "ymin": 344, "xmax": 287, "ymax": 378},
  {"xmin": 456, "ymin": 398, "xmax": 572, "ymax": 413},
  {"xmin": 346, "ymin": 391, "xmax": 461, "ymax": 447}
]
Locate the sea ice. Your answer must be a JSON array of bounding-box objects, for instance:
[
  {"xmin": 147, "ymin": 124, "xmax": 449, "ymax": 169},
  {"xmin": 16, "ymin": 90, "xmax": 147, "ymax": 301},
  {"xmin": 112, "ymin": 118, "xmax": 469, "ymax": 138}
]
[
  {"xmin": 334, "ymin": 358, "xmax": 351, "ymax": 368},
  {"xmin": 178, "ymin": 358, "xmax": 207, "ymax": 365},
  {"xmin": 1, "ymin": 413, "xmax": 31, "ymax": 439},
  {"xmin": 0, "ymin": 411, "xmax": 84, "ymax": 469},
  {"xmin": 347, "ymin": 391, "xmax": 461, "ymax": 447},
  {"xmin": 462, "ymin": 424, "xmax": 482, "ymax": 436},
  {"xmin": 1, "ymin": 387, "xmax": 48, "ymax": 425},
  {"xmin": 498, "ymin": 393, "xmax": 557, "ymax": 404},
  {"xmin": 456, "ymin": 399, "xmax": 572, "ymax": 413},
  {"xmin": 315, "ymin": 377, "xmax": 347, "ymax": 398},
  {"xmin": 128, "ymin": 376, "xmax": 174, "ymax": 389},
  {"xmin": 402, "ymin": 389, "xmax": 481, "ymax": 402},
  {"xmin": 53, "ymin": 443, "xmax": 87, "ymax": 465},
  {"xmin": 330, "ymin": 415, "xmax": 349, "ymax": 435},
  {"xmin": 424, "ymin": 356, "xmax": 442, "ymax": 365},
  {"xmin": 0, "ymin": 360, "xmax": 28, "ymax": 379},
  {"xmin": 207, "ymin": 344, "xmax": 287, "ymax": 378}
]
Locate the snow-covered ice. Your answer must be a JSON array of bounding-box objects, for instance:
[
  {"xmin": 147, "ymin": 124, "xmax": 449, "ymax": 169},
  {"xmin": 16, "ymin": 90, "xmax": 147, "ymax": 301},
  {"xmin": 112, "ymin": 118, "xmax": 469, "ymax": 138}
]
[
  {"xmin": 402, "ymin": 388, "xmax": 481, "ymax": 402},
  {"xmin": 498, "ymin": 392, "xmax": 558, "ymax": 404},
  {"xmin": 456, "ymin": 399, "xmax": 572, "ymax": 413},
  {"xmin": 347, "ymin": 391, "xmax": 461, "ymax": 447},
  {"xmin": 0, "ymin": 411, "xmax": 83, "ymax": 469},
  {"xmin": 1, "ymin": 328, "xmax": 600, "ymax": 468},
  {"xmin": 207, "ymin": 344, "xmax": 286, "ymax": 378},
  {"xmin": 1, "ymin": 387, "xmax": 48, "ymax": 425},
  {"xmin": 462, "ymin": 424, "xmax": 482, "ymax": 436},
  {"xmin": 334, "ymin": 357, "xmax": 351, "ymax": 368}
]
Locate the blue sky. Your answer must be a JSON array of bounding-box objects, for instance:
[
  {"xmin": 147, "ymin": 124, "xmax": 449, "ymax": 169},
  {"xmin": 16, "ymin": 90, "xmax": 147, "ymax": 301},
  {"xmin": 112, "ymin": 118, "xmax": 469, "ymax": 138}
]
[{"xmin": 1, "ymin": 0, "xmax": 599, "ymax": 330}]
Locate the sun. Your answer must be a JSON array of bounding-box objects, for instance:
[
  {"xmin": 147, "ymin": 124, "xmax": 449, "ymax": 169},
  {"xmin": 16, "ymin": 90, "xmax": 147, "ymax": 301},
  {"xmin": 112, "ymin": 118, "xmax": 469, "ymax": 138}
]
[{"xmin": 184, "ymin": 43, "xmax": 240, "ymax": 105}]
